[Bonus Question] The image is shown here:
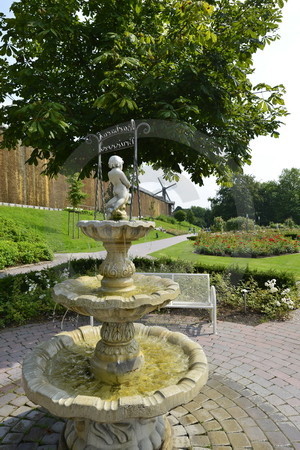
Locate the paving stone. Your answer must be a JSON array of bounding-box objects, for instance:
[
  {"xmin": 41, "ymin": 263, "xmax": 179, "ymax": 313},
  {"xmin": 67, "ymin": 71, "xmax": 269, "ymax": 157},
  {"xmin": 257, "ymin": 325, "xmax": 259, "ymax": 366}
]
[
  {"xmin": 0, "ymin": 445, "xmax": 18, "ymax": 450},
  {"xmin": 226, "ymin": 406, "xmax": 248, "ymax": 419},
  {"xmin": 37, "ymin": 417, "xmax": 57, "ymax": 428},
  {"xmin": 37, "ymin": 446, "xmax": 57, "ymax": 450},
  {"xmin": 172, "ymin": 424, "xmax": 186, "ymax": 437},
  {"xmin": 0, "ymin": 416, "xmax": 20, "ymax": 427},
  {"xmin": 178, "ymin": 414, "xmax": 198, "ymax": 426},
  {"xmin": 211, "ymin": 407, "xmax": 231, "ymax": 421},
  {"xmin": 252, "ymin": 443, "xmax": 275, "ymax": 450},
  {"xmin": 193, "ymin": 393, "xmax": 210, "ymax": 404},
  {"xmin": 17, "ymin": 443, "xmax": 39, "ymax": 450},
  {"xmin": 228, "ymin": 431, "xmax": 251, "ymax": 448},
  {"xmin": 184, "ymin": 400, "xmax": 202, "ymax": 413},
  {"xmin": 167, "ymin": 414, "xmax": 179, "ymax": 426},
  {"xmin": 277, "ymin": 421, "xmax": 300, "ymax": 442},
  {"xmin": 257, "ymin": 418, "xmax": 279, "ymax": 432},
  {"xmin": 246, "ymin": 407, "xmax": 267, "ymax": 419},
  {"xmin": 220, "ymin": 419, "xmax": 242, "ymax": 433},
  {"xmin": 203, "ymin": 420, "xmax": 223, "ymax": 432},
  {"xmin": 207, "ymin": 431, "xmax": 230, "ymax": 446},
  {"xmin": 259, "ymin": 402, "xmax": 278, "ymax": 415},
  {"xmin": 40, "ymin": 432, "xmax": 61, "ymax": 444},
  {"xmin": 172, "ymin": 435, "xmax": 191, "ymax": 448},
  {"xmin": 202, "ymin": 400, "xmax": 218, "ymax": 411},
  {"xmin": 11, "ymin": 419, "xmax": 34, "ymax": 432},
  {"xmin": 215, "ymin": 397, "xmax": 236, "ymax": 409},
  {"xmin": 0, "ymin": 404, "xmax": 17, "ymax": 416},
  {"xmin": 0, "ymin": 393, "xmax": 18, "ymax": 406},
  {"xmin": 277, "ymin": 403, "xmax": 299, "ymax": 417},
  {"xmin": 189, "ymin": 434, "xmax": 211, "ymax": 447},
  {"xmin": 0, "ymin": 426, "xmax": 10, "ymax": 438},
  {"xmin": 10, "ymin": 396, "xmax": 28, "ymax": 407},
  {"xmin": 243, "ymin": 426, "xmax": 267, "ymax": 442},
  {"xmin": 170, "ymin": 406, "xmax": 188, "ymax": 418},
  {"xmin": 1, "ymin": 432, "xmax": 23, "ymax": 444},
  {"xmin": 24, "ymin": 410, "xmax": 46, "ymax": 421},
  {"xmin": 210, "ymin": 447, "xmax": 233, "ymax": 450},
  {"xmin": 204, "ymin": 388, "xmax": 224, "ymax": 400},
  {"xmin": 193, "ymin": 408, "xmax": 214, "ymax": 423},
  {"xmin": 265, "ymin": 431, "xmax": 291, "ymax": 447},
  {"xmin": 185, "ymin": 423, "xmax": 206, "ymax": 435},
  {"xmin": 234, "ymin": 396, "xmax": 255, "ymax": 410},
  {"xmin": 23, "ymin": 426, "xmax": 47, "ymax": 442},
  {"xmin": 216, "ymin": 387, "xmax": 241, "ymax": 400},
  {"xmin": 10, "ymin": 406, "xmax": 31, "ymax": 417}
]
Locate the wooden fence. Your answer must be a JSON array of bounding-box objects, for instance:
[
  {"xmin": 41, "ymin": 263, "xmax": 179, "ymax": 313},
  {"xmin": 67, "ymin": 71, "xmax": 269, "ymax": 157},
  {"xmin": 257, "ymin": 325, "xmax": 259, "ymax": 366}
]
[{"xmin": 0, "ymin": 142, "xmax": 173, "ymax": 216}]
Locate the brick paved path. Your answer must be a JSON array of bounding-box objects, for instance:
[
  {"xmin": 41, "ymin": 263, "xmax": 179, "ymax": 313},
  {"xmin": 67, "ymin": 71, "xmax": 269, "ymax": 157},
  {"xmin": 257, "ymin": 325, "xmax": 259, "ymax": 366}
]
[{"xmin": 1, "ymin": 313, "xmax": 300, "ymax": 449}]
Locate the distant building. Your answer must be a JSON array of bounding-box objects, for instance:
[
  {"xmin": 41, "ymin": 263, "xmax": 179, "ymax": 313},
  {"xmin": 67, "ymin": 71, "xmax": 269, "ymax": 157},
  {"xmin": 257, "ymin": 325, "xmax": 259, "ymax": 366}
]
[{"xmin": 0, "ymin": 135, "xmax": 173, "ymax": 216}]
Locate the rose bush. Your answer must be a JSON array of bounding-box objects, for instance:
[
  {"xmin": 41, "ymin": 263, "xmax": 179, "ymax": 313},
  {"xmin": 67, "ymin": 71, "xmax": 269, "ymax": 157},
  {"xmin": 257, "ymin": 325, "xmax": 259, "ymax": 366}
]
[{"xmin": 194, "ymin": 230, "xmax": 299, "ymax": 257}]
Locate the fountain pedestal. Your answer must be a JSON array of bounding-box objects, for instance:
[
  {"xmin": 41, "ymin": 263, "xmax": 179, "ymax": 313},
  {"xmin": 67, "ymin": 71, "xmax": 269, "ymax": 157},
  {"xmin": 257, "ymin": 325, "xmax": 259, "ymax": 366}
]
[
  {"xmin": 61, "ymin": 415, "xmax": 172, "ymax": 450},
  {"xmin": 91, "ymin": 322, "xmax": 144, "ymax": 382}
]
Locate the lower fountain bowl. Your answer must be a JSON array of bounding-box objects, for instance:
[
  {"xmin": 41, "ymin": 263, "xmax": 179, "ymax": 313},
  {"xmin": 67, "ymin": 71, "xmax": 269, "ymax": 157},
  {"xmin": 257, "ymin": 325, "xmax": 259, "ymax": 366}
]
[{"xmin": 22, "ymin": 323, "xmax": 208, "ymax": 423}]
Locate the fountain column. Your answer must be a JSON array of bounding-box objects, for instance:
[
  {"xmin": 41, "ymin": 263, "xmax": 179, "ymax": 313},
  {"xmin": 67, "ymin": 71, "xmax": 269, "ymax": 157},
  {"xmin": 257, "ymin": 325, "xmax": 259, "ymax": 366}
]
[{"xmin": 91, "ymin": 322, "xmax": 144, "ymax": 382}]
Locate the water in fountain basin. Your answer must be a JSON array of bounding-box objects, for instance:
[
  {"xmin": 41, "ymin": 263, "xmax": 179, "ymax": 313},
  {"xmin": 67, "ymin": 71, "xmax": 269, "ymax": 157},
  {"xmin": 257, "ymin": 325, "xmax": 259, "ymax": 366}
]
[{"xmin": 45, "ymin": 335, "xmax": 189, "ymax": 401}]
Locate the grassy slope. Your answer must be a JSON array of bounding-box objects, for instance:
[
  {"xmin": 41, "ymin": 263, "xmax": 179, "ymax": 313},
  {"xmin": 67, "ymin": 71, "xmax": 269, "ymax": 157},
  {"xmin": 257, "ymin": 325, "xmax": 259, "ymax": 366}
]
[
  {"xmin": 150, "ymin": 240, "xmax": 300, "ymax": 279},
  {"xmin": 0, "ymin": 206, "xmax": 191, "ymax": 253}
]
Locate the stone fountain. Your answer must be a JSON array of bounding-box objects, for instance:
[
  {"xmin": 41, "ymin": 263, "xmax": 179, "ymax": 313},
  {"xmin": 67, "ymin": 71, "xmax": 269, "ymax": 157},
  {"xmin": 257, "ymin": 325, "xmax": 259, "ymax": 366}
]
[{"xmin": 22, "ymin": 155, "xmax": 208, "ymax": 449}]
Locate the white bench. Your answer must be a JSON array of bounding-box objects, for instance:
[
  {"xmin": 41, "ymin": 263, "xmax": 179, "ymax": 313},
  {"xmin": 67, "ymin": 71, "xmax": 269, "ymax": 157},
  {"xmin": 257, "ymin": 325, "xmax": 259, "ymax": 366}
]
[{"xmin": 139, "ymin": 273, "xmax": 217, "ymax": 334}]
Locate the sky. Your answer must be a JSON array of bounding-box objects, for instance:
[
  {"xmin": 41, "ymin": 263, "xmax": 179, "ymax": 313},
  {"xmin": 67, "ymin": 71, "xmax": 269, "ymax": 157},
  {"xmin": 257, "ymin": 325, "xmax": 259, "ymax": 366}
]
[{"xmin": 1, "ymin": 0, "xmax": 299, "ymax": 208}]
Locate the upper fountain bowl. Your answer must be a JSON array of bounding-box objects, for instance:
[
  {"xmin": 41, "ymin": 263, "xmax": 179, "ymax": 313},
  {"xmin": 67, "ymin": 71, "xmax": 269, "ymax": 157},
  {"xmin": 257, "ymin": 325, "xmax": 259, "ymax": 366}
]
[
  {"xmin": 77, "ymin": 220, "xmax": 155, "ymax": 242},
  {"xmin": 53, "ymin": 274, "xmax": 180, "ymax": 322}
]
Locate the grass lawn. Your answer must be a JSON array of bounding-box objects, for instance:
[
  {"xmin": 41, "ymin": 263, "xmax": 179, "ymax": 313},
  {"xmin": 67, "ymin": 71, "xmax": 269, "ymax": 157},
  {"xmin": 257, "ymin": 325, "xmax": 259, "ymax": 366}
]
[
  {"xmin": 150, "ymin": 240, "xmax": 300, "ymax": 280},
  {"xmin": 0, "ymin": 206, "xmax": 190, "ymax": 254}
]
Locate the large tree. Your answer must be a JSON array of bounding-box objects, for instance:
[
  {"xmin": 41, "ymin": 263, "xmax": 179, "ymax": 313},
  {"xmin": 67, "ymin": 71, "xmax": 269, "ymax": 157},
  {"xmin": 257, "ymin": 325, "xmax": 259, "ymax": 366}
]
[
  {"xmin": 209, "ymin": 174, "xmax": 262, "ymax": 220},
  {"xmin": 0, "ymin": 0, "xmax": 287, "ymax": 183},
  {"xmin": 277, "ymin": 168, "xmax": 300, "ymax": 224}
]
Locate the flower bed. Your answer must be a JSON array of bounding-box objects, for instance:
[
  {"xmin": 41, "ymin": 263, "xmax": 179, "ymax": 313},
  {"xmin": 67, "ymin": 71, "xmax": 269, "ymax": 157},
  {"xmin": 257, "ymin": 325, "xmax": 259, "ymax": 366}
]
[{"xmin": 194, "ymin": 231, "xmax": 299, "ymax": 257}]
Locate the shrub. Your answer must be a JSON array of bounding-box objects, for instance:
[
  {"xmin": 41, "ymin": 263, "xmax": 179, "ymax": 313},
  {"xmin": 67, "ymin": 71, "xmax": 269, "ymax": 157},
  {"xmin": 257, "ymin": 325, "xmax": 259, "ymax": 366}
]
[
  {"xmin": 211, "ymin": 216, "xmax": 225, "ymax": 232},
  {"xmin": 173, "ymin": 210, "xmax": 186, "ymax": 222},
  {"xmin": 0, "ymin": 217, "xmax": 53, "ymax": 268},
  {"xmin": 226, "ymin": 216, "xmax": 255, "ymax": 231},
  {"xmin": 16, "ymin": 242, "xmax": 53, "ymax": 264},
  {"xmin": 238, "ymin": 278, "xmax": 298, "ymax": 320},
  {"xmin": 0, "ymin": 268, "xmax": 66, "ymax": 327},
  {"xmin": 156, "ymin": 214, "xmax": 177, "ymax": 224},
  {"xmin": 0, "ymin": 241, "xmax": 19, "ymax": 269}
]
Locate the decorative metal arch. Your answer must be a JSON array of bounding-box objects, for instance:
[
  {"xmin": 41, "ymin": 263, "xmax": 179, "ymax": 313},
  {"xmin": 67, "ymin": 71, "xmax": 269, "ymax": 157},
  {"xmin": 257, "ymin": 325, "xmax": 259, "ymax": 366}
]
[{"xmin": 85, "ymin": 120, "xmax": 151, "ymax": 220}]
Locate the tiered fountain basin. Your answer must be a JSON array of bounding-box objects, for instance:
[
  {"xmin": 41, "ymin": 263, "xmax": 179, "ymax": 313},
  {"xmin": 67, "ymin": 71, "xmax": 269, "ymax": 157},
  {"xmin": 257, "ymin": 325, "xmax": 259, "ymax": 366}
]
[
  {"xmin": 22, "ymin": 323, "xmax": 208, "ymax": 422},
  {"xmin": 53, "ymin": 274, "xmax": 180, "ymax": 322},
  {"xmin": 22, "ymin": 219, "xmax": 209, "ymax": 449}
]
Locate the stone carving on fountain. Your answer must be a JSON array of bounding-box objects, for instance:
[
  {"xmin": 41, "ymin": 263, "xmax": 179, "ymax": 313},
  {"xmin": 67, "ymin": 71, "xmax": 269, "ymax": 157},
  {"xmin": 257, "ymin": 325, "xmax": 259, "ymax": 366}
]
[{"xmin": 22, "ymin": 153, "xmax": 209, "ymax": 450}]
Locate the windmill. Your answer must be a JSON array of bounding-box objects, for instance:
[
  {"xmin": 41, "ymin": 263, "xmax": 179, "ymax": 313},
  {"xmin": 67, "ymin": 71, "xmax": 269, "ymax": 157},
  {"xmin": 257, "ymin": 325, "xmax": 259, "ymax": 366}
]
[{"xmin": 154, "ymin": 177, "xmax": 176, "ymax": 203}]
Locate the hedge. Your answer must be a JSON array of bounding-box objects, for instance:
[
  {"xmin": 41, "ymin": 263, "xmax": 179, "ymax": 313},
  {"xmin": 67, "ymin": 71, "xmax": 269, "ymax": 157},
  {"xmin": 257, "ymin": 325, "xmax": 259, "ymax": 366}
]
[{"xmin": 0, "ymin": 256, "xmax": 296, "ymax": 328}]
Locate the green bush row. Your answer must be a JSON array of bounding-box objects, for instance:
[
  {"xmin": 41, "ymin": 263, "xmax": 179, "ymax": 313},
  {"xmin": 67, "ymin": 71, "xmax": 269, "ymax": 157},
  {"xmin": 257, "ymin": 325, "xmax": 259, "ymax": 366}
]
[
  {"xmin": 0, "ymin": 240, "xmax": 53, "ymax": 269},
  {"xmin": 0, "ymin": 217, "xmax": 53, "ymax": 269},
  {"xmin": 0, "ymin": 256, "xmax": 297, "ymax": 328}
]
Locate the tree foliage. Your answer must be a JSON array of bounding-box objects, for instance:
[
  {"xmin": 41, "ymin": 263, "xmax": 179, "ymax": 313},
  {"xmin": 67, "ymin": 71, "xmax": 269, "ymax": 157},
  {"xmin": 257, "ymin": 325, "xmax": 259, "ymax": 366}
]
[
  {"xmin": 0, "ymin": 0, "xmax": 288, "ymax": 183},
  {"xmin": 67, "ymin": 173, "xmax": 88, "ymax": 208},
  {"xmin": 173, "ymin": 209, "xmax": 187, "ymax": 222},
  {"xmin": 209, "ymin": 169, "xmax": 300, "ymax": 225}
]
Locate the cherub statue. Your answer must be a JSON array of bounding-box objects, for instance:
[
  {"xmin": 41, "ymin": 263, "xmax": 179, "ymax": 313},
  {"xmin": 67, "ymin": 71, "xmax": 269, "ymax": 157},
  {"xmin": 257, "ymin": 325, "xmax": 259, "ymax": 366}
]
[{"xmin": 105, "ymin": 155, "xmax": 131, "ymax": 220}]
